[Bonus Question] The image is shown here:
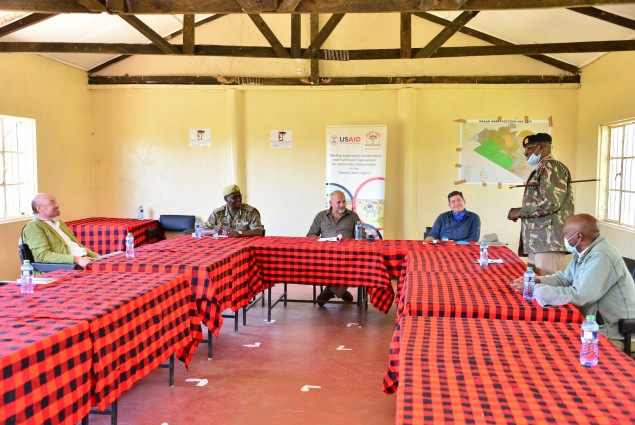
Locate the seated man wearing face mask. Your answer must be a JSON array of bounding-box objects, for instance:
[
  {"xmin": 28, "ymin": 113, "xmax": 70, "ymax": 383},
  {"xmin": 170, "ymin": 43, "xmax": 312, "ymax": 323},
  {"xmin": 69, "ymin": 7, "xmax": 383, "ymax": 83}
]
[
  {"xmin": 507, "ymin": 133, "xmax": 574, "ymax": 275},
  {"xmin": 511, "ymin": 214, "xmax": 635, "ymax": 348}
]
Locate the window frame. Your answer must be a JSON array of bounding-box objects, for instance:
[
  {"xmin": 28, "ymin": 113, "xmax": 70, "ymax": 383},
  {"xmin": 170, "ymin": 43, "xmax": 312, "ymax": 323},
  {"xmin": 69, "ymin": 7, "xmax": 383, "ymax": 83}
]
[
  {"xmin": 598, "ymin": 118, "xmax": 635, "ymax": 229},
  {"xmin": 0, "ymin": 114, "xmax": 38, "ymax": 222}
]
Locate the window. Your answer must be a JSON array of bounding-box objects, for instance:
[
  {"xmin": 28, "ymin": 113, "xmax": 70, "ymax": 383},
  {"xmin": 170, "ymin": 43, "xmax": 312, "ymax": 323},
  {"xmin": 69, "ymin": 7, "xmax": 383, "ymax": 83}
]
[
  {"xmin": 0, "ymin": 115, "xmax": 38, "ymax": 220},
  {"xmin": 601, "ymin": 120, "xmax": 634, "ymax": 228}
]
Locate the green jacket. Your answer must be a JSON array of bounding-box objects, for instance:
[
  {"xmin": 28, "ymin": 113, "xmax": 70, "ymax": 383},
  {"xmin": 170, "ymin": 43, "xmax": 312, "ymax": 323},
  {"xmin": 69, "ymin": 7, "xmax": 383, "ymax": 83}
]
[
  {"xmin": 22, "ymin": 218, "xmax": 99, "ymax": 264},
  {"xmin": 518, "ymin": 155, "xmax": 574, "ymax": 256}
]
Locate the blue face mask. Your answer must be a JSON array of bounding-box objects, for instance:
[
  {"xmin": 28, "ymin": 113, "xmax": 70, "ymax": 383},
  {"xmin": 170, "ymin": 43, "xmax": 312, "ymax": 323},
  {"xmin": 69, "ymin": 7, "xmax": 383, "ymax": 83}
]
[
  {"xmin": 564, "ymin": 233, "xmax": 579, "ymax": 254},
  {"xmin": 526, "ymin": 145, "xmax": 543, "ymax": 166}
]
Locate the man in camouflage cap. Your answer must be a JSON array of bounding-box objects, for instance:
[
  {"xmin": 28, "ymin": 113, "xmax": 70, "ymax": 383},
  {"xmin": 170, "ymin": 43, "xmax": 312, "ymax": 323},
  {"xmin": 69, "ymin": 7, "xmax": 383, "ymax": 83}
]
[
  {"xmin": 507, "ymin": 133, "xmax": 574, "ymax": 275},
  {"xmin": 203, "ymin": 184, "xmax": 263, "ymax": 237}
]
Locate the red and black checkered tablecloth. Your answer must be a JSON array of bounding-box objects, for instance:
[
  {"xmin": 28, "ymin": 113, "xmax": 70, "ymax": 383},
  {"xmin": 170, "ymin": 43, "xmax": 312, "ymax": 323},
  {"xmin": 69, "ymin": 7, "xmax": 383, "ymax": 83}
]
[
  {"xmin": 394, "ymin": 245, "xmax": 528, "ymax": 304},
  {"xmin": 399, "ymin": 271, "xmax": 582, "ymax": 323},
  {"xmin": 66, "ymin": 217, "xmax": 165, "ymax": 255},
  {"xmin": 248, "ymin": 236, "xmax": 395, "ymax": 313},
  {"xmin": 381, "ymin": 240, "xmax": 433, "ymax": 277},
  {"xmin": 88, "ymin": 246, "xmax": 263, "ymax": 336},
  {"xmin": 0, "ymin": 270, "xmax": 196, "ymax": 410},
  {"xmin": 395, "ymin": 316, "xmax": 635, "ymax": 424},
  {"xmin": 0, "ymin": 317, "xmax": 93, "ymax": 425},
  {"xmin": 149, "ymin": 234, "xmax": 261, "ymax": 252}
]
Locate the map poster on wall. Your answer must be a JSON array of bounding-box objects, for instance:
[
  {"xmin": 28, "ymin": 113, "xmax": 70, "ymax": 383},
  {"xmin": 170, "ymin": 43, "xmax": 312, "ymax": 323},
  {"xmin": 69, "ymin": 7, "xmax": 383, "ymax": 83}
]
[
  {"xmin": 459, "ymin": 119, "xmax": 551, "ymax": 184},
  {"xmin": 326, "ymin": 125, "xmax": 387, "ymax": 233}
]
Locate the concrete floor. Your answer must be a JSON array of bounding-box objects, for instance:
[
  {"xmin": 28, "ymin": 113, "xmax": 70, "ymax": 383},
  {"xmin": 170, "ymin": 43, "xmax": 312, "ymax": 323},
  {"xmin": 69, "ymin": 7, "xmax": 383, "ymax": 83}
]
[{"xmin": 87, "ymin": 284, "xmax": 398, "ymax": 425}]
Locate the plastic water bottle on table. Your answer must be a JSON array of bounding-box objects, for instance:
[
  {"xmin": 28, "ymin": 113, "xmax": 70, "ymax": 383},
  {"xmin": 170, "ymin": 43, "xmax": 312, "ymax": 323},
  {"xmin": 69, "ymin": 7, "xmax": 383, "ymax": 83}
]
[
  {"xmin": 522, "ymin": 266, "xmax": 536, "ymax": 301},
  {"xmin": 20, "ymin": 260, "xmax": 34, "ymax": 294},
  {"xmin": 580, "ymin": 315, "xmax": 599, "ymax": 367},
  {"xmin": 125, "ymin": 232, "xmax": 135, "ymax": 258},
  {"xmin": 479, "ymin": 240, "xmax": 488, "ymax": 267}
]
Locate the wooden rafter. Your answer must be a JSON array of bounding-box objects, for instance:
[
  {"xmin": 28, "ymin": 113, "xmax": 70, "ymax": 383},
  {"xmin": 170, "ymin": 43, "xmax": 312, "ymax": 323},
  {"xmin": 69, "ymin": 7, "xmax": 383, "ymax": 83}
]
[
  {"xmin": 569, "ymin": 6, "xmax": 635, "ymax": 30},
  {"xmin": 5, "ymin": 40, "xmax": 632, "ymax": 59},
  {"xmin": 119, "ymin": 15, "xmax": 181, "ymax": 54},
  {"xmin": 302, "ymin": 14, "xmax": 345, "ymax": 59},
  {"xmin": 5, "ymin": 0, "xmax": 633, "ymax": 14},
  {"xmin": 182, "ymin": 14, "xmax": 195, "ymax": 55},
  {"xmin": 401, "ymin": 13, "xmax": 412, "ymax": 59},
  {"xmin": 310, "ymin": 14, "xmax": 319, "ymax": 84},
  {"xmin": 89, "ymin": 14, "xmax": 228, "ymax": 73},
  {"xmin": 0, "ymin": 13, "xmax": 55, "ymax": 38},
  {"xmin": 278, "ymin": 0, "xmax": 303, "ymax": 13},
  {"xmin": 414, "ymin": 11, "xmax": 478, "ymax": 59},
  {"xmin": 413, "ymin": 12, "xmax": 579, "ymax": 74},
  {"xmin": 87, "ymin": 74, "xmax": 581, "ymax": 85},
  {"xmin": 246, "ymin": 14, "xmax": 290, "ymax": 58},
  {"xmin": 291, "ymin": 14, "xmax": 301, "ymax": 58}
]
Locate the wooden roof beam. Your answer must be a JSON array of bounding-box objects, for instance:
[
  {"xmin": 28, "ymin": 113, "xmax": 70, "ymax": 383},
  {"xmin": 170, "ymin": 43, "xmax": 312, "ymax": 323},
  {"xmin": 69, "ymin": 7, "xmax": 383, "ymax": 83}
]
[
  {"xmin": 87, "ymin": 74, "xmax": 581, "ymax": 85},
  {"xmin": 413, "ymin": 12, "xmax": 579, "ymax": 74},
  {"xmin": 247, "ymin": 14, "xmax": 290, "ymax": 58},
  {"xmin": 569, "ymin": 6, "xmax": 635, "ymax": 30},
  {"xmin": 182, "ymin": 14, "xmax": 195, "ymax": 55},
  {"xmin": 0, "ymin": 13, "xmax": 56, "ymax": 37},
  {"xmin": 302, "ymin": 13, "xmax": 345, "ymax": 59},
  {"xmin": 119, "ymin": 14, "xmax": 181, "ymax": 54},
  {"xmin": 4, "ymin": 0, "xmax": 635, "ymax": 14},
  {"xmin": 3, "ymin": 40, "xmax": 632, "ymax": 58},
  {"xmin": 414, "ymin": 10, "xmax": 478, "ymax": 59}
]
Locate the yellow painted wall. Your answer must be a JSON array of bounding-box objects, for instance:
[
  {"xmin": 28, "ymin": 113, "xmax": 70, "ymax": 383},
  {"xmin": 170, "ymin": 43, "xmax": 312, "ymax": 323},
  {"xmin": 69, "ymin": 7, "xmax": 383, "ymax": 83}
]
[
  {"xmin": 90, "ymin": 84, "xmax": 578, "ymax": 250},
  {"xmin": 0, "ymin": 54, "xmax": 93, "ymax": 279},
  {"xmin": 577, "ymin": 51, "xmax": 635, "ymax": 258}
]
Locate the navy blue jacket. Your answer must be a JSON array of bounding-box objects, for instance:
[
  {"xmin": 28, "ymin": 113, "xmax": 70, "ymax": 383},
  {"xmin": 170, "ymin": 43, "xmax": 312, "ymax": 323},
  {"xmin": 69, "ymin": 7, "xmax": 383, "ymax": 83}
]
[{"xmin": 428, "ymin": 211, "xmax": 481, "ymax": 242}]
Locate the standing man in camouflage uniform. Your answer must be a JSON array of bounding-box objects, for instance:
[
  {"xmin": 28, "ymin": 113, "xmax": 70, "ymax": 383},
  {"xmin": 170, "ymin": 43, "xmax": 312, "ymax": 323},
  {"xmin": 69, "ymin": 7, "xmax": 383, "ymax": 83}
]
[
  {"xmin": 203, "ymin": 184, "xmax": 264, "ymax": 237},
  {"xmin": 507, "ymin": 133, "xmax": 574, "ymax": 275}
]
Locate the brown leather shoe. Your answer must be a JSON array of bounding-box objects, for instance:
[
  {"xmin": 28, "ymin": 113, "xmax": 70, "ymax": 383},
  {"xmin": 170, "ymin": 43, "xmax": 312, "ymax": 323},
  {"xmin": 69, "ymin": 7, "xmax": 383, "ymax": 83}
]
[{"xmin": 341, "ymin": 291, "xmax": 354, "ymax": 303}]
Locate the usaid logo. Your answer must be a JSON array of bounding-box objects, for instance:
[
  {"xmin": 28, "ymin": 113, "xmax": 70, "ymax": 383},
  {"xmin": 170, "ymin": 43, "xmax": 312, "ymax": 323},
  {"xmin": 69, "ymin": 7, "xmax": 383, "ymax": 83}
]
[{"xmin": 330, "ymin": 135, "xmax": 362, "ymax": 144}]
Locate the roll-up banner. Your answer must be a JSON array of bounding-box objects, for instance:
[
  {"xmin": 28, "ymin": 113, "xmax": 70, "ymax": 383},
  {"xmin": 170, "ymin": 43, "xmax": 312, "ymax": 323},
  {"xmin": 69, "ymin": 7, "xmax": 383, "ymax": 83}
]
[{"xmin": 325, "ymin": 125, "xmax": 387, "ymax": 234}]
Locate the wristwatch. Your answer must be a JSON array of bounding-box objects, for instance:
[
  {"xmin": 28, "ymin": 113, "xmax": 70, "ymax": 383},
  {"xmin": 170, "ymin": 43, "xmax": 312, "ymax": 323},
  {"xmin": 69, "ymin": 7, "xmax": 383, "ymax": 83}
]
[{"xmin": 238, "ymin": 230, "xmax": 243, "ymax": 236}]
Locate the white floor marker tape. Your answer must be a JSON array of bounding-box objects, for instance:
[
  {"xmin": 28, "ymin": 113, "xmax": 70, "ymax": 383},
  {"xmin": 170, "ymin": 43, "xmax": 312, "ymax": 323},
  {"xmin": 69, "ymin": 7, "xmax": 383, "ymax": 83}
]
[
  {"xmin": 301, "ymin": 385, "xmax": 321, "ymax": 392},
  {"xmin": 336, "ymin": 345, "xmax": 352, "ymax": 351},
  {"xmin": 244, "ymin": 342, "xmax": 261, "ymax": 347},
  {"xmin": 185, "ymin": 378, "xmax": 209, "ymax": 387}
]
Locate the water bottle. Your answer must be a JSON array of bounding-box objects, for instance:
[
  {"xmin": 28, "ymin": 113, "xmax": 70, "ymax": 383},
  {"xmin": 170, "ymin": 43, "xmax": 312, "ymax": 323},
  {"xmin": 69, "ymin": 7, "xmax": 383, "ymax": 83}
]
[
  {"xmin": 523, "ymin": 266, "xmax": 536, "ymax": 301},
  {"xmin": 354, "ymin": 221, "xmax": 363, "ymax": 241},
  {"xmin": 194, "ymin": 218, "xmax": 202, "ymax": 238},
  {"xmin": 138, "ymin": 205, "xmax": 144, "ymax": 220},
  {"xmin": 20, "ymin": 260, "xmax": 34, "ymax": 294},
  {"xmin": 125, "ymin": 232, "xmax": 135, "ymax": 258},
  {"xmin": 580, "ymin": 315, "xmax": 599, "ymax": 367},
  {"xmin": 479, "ymin": 240, "xmax": 488, "ymax": 267},
  {"xmin": 441, "ymin": 233, "xmax": 449, "ymax": 242}
]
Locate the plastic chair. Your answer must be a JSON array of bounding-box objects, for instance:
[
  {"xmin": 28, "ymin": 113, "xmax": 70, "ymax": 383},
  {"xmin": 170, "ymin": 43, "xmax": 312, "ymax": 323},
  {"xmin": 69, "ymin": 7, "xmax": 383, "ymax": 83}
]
[
  {"xmin": 147, "ymin": 214, "xmax": 196, "ymax": 241},
  {"xmin": 618, "ymin": 257, "xmax": 635, "ymax": 357},
  {"xmin": 18, "ymin": 235, "xmax": 79, "ymax": 274}
]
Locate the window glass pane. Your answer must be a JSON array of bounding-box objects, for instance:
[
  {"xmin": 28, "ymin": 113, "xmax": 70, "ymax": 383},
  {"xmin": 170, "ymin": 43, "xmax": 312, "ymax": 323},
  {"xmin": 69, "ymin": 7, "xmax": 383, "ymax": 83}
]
[
  {"xmin": 0, "ymin": 152, "xmax": 3, "ymax": 184},
  {"xmin": 610, "ymin": 127, "xmax": 623, "ymax": 157},
  {"xmin": 621, "ymin": 192, "xmax": 634, "ymax": 227},
  {"xmin": 5, "ymin": 153, "xmax": 21, "ymax": 184},
  {"xmin": 623, "ymin": 158, "xmax": 634, "ymax": 192},
  {"xmin": 607, "ymin": 190, "xmax": 620, "ymax": 221},
  {"xmin": 625, "ymin": 124, "xmax": 635, "ymax": 158},
  {"xmin": 3, "ymin": 119, "xmax": 18, "ymax": 152},
  {"xmin": 608, "ymin": 159, "xmax": 622, "ymax": 190},
  {"xmin": 5, "ymin": 185, "xmax": 21, "ymax": 218},
  {"xmin": 0, "ymin": 186, "xmax": 4, "ymax": 217}
]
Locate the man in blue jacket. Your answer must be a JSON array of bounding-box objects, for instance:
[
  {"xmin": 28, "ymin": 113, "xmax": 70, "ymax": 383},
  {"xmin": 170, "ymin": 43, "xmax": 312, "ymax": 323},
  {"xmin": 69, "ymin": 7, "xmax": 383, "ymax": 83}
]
[{"xmin": 425, "ymin": 191, "xmax": 481, "ymax": 242}]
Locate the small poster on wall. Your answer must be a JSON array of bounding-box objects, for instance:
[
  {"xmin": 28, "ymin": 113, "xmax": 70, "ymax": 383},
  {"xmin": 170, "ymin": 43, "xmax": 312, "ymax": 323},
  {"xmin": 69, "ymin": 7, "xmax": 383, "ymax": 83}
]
[
  {"xmin": 189, "ymin": 128, "xmax": 211, "ymax": 147},
  {"xmin": 270, "ymin": 130, "xmax": 292, "ymax": 148}
]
